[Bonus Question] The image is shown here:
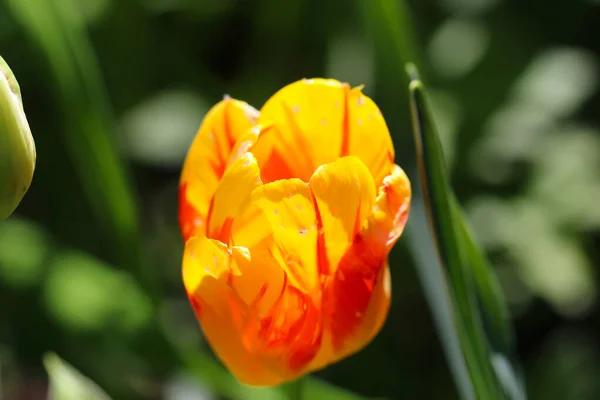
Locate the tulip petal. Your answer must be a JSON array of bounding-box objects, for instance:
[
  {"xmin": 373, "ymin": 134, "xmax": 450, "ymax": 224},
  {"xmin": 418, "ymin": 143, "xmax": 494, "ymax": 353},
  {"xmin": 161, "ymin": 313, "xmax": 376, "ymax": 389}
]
[
  {"xmin": 258, "ymin": 79, "xmax": 348, "ymax": 182},
  {"xmin": 249, "ymin": 282, "xmax": 322, "ymax": 372},
  {"xmin": 183, "ymin": 236, "xmax": 288, "ymax": 386},
  {"xmin": 356, "ymin": 263, "xmax": 392, "ymax": 347},
  {"xmin": 228, "ymin": 244, "xmax": 286, "ymax": 319},
  {"xmin": 346, "ymin": 87, "xmax": 395, "ymax": 185},
  {"xmin": 257, "ymin": 79, "xmax": 396, "ymax": 185},
  {"xmin": 232, "ymin": 179, "xmax": 320, "ymax": 292},
  {"xmin": 363, "ymin": 164, "xmax": 412, "ymax": 249},
  {"xmin": 309, "ymin": 163, "xmax": 410, "ymax": 360},
  {"xmin": 332, "ymin": 264, "xmax": 392, "ymax": 365},
  {"xmin": 229, "ymin": 179, "xmax": 325, "ymax": 376},
  {"xmin": 326, "ymin": 164, "xmax": 410, "ymax": 352},
  {"xmin": 179, "ymin": 97, "xmax": 259, "ymax": 240},
  {"xmin": 308, "ymin": 156, "xmax": 377, "ymax": 274},
  {"xmin": 207, "ymin": 152, "xmax": 262, "ymax": 243},
  {"xmin": 307, "ymin": 263, "xmax": 391, "ymax": 372},
  {"xmin": 230, "ymin": 244, "xmax": 322, "ymax": 376},
  {"xmin": 182, "ymin": 236, "xmax": 231, "ymax": 291}
]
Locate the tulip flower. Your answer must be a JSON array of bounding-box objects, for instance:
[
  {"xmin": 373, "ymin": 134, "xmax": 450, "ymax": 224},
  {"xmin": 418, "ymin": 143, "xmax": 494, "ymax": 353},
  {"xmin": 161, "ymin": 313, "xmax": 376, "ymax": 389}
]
[
  {"xmin": 0, "ymin": 56, "xmax": 36, "ymax": 219},
  {"xmin": 179, "ymin": 78, "xmax": 411, "ymax": 386}
]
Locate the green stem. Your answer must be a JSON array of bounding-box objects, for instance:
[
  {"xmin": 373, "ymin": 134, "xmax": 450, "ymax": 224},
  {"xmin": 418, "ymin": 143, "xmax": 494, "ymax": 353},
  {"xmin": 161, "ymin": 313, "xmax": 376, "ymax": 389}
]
[{"xmin": 281, "ymin": 378, "xmax": 304, "ymax": 400}]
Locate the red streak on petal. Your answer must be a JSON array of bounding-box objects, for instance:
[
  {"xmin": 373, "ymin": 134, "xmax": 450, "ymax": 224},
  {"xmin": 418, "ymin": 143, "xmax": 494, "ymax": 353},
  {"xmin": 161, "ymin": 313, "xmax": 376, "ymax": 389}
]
[
  {"xmin": 188, "ymin": 294, "xmax": 202, "ymax": 316},
  {"xmin": 260, "ymin": 148, "xmax": 298, "ymax": 183},
  {"xmin": 209, "ymin": 216, "xmax": 234, "ymax": 244},
  {"xmin": 228, "ymin": 293, "xmax": 253, "ymax": 351},
  {"xmin": 242, "ymin": 276, "xmax": 322, "ymax": 372},
  {"xmin": 259, "ymin": 284, "xmax": 322, "ymax": 371},
  {"xmin": 311, "ymin": 192, "xmax": 331, "ymax": 276},
  {"xmin": 340, "ymin": 85, "xmax": 350, "ymax": 157},
  {"xmin": 179, "ymin": 183, "xmax": 205, "ymax": 241},
  {"xmin": 325, "ymin": 233, "xmax": 385, "ymax": 351},
  {"xmin": 279, "ymin": 104, "xmax": 315, "ymax": 181},
  {"xmin": 206, "ymin": 125, "xmax": 230, "ymax": 180},
  {"xmin": 223, "ymin": 102, "xmax": 240, "ymax": 150},
  {"xmin": 251, "ymin": 282, "xmax": 270, "ymax": 310}
]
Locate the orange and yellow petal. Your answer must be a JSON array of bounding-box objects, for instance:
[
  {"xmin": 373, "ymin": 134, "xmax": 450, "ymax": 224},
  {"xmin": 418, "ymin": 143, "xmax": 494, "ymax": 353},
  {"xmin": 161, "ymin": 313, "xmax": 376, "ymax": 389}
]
[
  {"xmin": 206, "ymin": 152, "xmax": 262, "ymax": 243},
  {"xmin": 256, "ymin": 79, "xmax": 395, "ymax": 185},
  {"xmin": 242, "ymin": 276, "xmax": 323, "ymax": 376},
  {"xmin": 232, "ymin": 179, "xmax": 321, "ymax": 293},
  {"xmin": 227, "ymin": 243, "xmax": 322, "ymax": 379},
  {"xmin": 308, "ymin": 156, "xmax": 377, "ymax": 275},
  {"xmin": 304, "ymin": 161, "xmax": 410, "ymax": 367},
  {"xmin": 257, "ymin": 79, "xmax": 348, "ymax": 182},
  {"xmin": 324, "ymin": 164, "xmax": 410, "ymax": 354},
  {"xmin": 324, "ymin": 263, "xmax": 392, "ymax": 367},
  {"xmin": 228, "ymin": 244, "xmax": 286, "ymax": 319},
  {"xmin": 183, "ymin": 237, "xmax": 287, "ymax": 386},
  {"xmin": 362, "ymin": 164, "xmax": 412, "ymax": 248},
  {"xmin": 182, "ymin": 236, "xmax": 231, "ymax": 291},
  {"xmin": 322, "ymin": 231, "xmax": 390, "ymax": 355},
  {"xmin": 179, "ymin": 97, "xmax": 259, "ymax": 240},
  {"xmin": 344, "ymin": 264, "xmax": 391, "ymax": 357},
  {"xmin": 229, "ymin": 179, "xmax": 325, "ymax": 376},
  {"xmin": 345, "ymin": 87, "xmax": 395, "ymax": 185},
  {"xmin": 190, "ymin": 239, "xmax": 322, "ymax": 384}
]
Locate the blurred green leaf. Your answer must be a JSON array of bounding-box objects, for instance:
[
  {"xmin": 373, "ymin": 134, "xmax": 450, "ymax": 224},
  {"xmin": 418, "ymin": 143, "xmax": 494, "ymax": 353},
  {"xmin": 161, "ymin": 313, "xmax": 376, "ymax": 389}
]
[
  {"xmin": 404, "ymin": 194, "xmax": 476, "ymax": 400},
  {"xmin": 454, "ymin": 203, "xmax": 512, "ymax": 353},
  {"xmin": 427, "ymin": 19, "xmax": 490, "ymax": 79},
  {"xmin": 0, "ymin": 217, "xmax": 49, "ymax": 287},
  {"xmin": 65, "ymin": 0, "xmax": 112, "ymax": 26},
  {"xmin": 408, "ymin": 72, "xmax": 525, "ymax": 399},
  {"xmin": 43, "ymin": 249, "xmax": 152, "ymax": 334},
  {"xmin": 303, "ymin": 378, "xmax": 374, "ymax": 400},
  {"xmin": 281, "ymin": 379, "xmax": 304, "ymax": 400},
  {"xmin": 5, "ymin": 0, "xmax": 146, "ymax": 288},
  {"xmin": 120, "ymin": 89, "xmax": 210, "ymax": 168},
  {"xmin": 44, "ymin": 352, "xmax": 112, "ymax": 400},
  {"xmin": 359, "ymin": 0, "xmax": 421, "ymax": 74}
]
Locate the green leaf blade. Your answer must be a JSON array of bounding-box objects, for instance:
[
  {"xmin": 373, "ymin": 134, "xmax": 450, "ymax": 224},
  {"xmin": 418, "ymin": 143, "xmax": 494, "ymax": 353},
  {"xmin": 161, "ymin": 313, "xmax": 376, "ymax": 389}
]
[
  {"xmin": 44, "ymin": 353, "xmax": 113, "ymax": 400},
  {"xmin": 408, "ymin": 75, "xmax": 526, "ymax": 400},
  {"xmin": 5, "ymin": 0, "xmax": 154, "ymax": 295}
]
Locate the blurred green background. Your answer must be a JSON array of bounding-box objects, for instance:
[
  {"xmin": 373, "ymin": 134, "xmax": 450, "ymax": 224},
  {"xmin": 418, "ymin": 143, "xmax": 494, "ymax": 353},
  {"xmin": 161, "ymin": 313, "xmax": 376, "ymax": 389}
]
[{"xmin": 1, "ymin": 0, "xmax": 599, "ymax": 399}]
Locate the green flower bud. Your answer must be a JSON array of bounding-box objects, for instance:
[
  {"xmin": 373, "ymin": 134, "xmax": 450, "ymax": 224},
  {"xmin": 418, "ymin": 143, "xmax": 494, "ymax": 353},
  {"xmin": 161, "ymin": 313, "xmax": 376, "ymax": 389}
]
[{"xmin": 0, "ymin": 56, "xmax": 36, "ymax": 219}]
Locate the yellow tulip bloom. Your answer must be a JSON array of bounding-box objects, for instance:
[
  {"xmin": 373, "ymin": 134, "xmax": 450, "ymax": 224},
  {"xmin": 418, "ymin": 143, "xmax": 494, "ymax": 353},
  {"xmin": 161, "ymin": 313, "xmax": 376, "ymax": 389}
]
[{"xmin": 179, "ymin": 78, "xmax": 411, "ymax": 386}]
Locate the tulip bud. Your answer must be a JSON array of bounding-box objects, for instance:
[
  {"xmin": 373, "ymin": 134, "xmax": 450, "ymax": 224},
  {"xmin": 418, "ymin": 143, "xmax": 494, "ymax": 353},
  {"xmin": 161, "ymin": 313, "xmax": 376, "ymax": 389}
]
[{"xmin": 0, "ymin": 56, "xmax": 36, "ymax": 219}]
